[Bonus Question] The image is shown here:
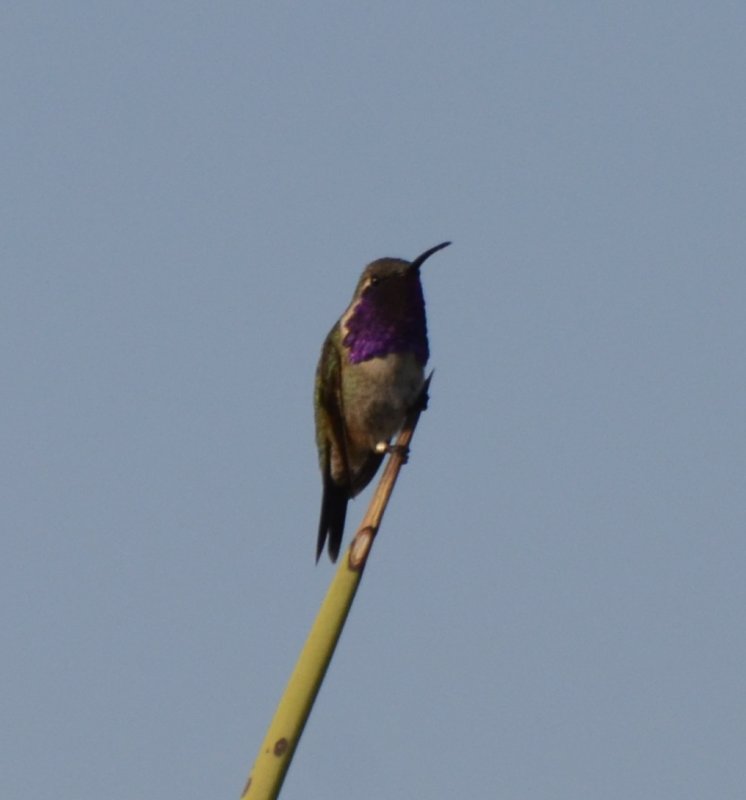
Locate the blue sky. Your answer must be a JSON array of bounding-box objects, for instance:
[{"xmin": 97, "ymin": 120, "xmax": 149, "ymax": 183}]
[{"xmin": 3, "ymin": 3, "xmax": 745, "ymax": 798}]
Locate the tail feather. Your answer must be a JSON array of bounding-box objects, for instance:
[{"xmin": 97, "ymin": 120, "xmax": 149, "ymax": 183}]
[{"xmin": 316, "ymin": 479, "xmax": 349, "ymax": 563}]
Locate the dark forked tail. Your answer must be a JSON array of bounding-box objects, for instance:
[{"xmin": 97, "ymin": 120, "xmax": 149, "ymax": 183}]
[{"xmin": 316, "ymin": 476, "xmax": 349, "ymax": 562}]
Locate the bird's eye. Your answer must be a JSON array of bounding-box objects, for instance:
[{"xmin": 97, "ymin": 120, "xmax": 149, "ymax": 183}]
[{"xmin": 369, "ymin": 276, "xmax": 380, "ymax": 287}]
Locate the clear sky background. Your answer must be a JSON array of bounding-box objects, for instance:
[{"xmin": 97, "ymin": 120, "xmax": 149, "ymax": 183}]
[{"xmin": 3, "ymin": 3, "xmax": 745, "ymax": 799}]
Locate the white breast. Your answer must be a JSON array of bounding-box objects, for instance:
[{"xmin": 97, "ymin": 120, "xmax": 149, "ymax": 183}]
[{"xmin": 343, "ymin": 352, "xmax": 425, "ymax": 448}]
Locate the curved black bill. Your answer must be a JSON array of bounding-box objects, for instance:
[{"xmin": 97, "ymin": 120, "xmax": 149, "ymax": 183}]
[{"xmin": 409, "ymin": 241, "xmax": 451, "ymax": 271}]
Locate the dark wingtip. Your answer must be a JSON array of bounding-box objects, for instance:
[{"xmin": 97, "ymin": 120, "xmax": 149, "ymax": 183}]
[{"xmin": 410, "ymin": 241, "xmax": 451, "ymax": 271}]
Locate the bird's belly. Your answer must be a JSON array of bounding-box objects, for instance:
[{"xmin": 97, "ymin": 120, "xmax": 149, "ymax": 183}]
[{"xmin": 343, "ymin": 352, "xmax": 424, "ymax": 449}]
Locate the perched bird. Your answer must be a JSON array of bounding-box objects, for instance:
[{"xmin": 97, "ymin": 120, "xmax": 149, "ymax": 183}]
[{"xmin": 314, "ymin": 241, "xmax": 450, "ymax": 562}]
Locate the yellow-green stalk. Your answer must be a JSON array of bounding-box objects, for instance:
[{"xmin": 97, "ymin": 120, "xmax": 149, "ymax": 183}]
[{"xmin": 241, "ymin": 379, "xmax": 430, "ymax": 800}]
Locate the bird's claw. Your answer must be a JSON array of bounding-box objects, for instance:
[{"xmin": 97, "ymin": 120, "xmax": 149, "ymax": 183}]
[{"xmin": 375, "ymin": 442, "xmax": 410, "ymax": 463}]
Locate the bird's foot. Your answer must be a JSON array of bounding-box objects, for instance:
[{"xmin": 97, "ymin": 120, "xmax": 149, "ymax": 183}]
[{"xmin": 375, "ymin": 441, "xmax": 410, "ymax": 463}]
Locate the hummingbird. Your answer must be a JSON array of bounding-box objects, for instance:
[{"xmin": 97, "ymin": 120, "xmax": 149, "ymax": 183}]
[{"xmin": 314, "ymin": 241, "xmax": 450, "ymax": 562}]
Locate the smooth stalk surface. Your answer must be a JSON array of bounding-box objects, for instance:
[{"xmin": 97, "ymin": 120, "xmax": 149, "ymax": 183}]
[{"xmin": 241, "ymin": 378, "xmax": 431, "ymax": 800}]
